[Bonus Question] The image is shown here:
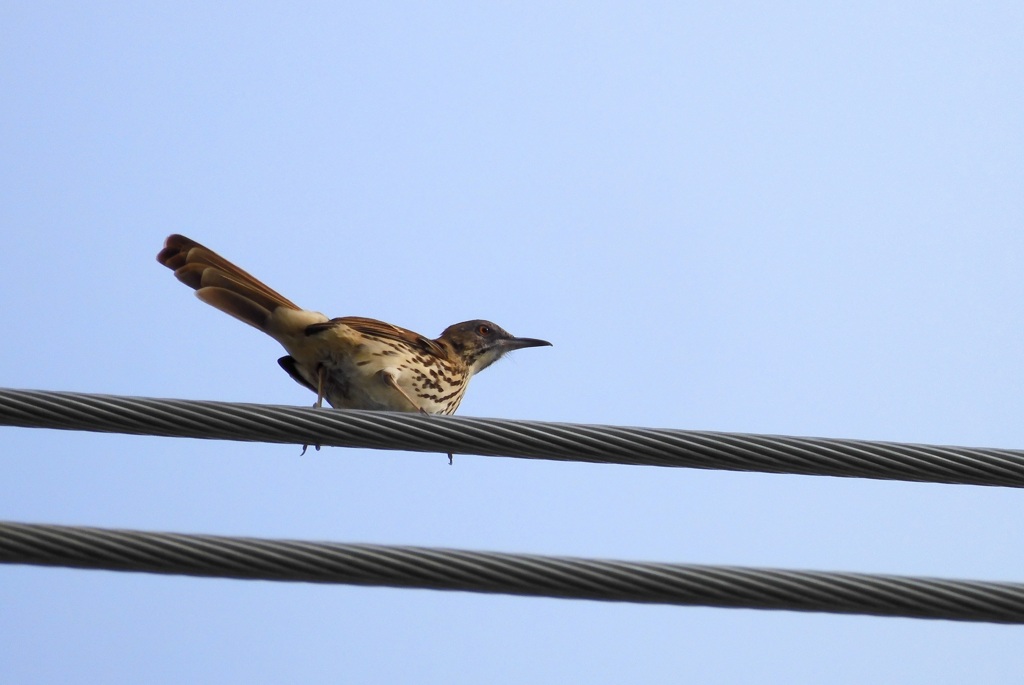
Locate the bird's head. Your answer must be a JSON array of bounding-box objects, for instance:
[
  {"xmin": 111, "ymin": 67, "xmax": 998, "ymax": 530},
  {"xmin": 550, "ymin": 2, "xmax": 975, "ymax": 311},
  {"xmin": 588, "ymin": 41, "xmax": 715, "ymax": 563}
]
[{"xmin": 438, "ymin": 320, "xmax": 551, "ymax": 375}]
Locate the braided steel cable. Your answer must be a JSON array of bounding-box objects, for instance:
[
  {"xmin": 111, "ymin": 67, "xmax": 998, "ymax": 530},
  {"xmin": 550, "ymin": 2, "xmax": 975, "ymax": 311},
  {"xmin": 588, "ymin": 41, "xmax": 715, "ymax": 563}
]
[
  {"xmin": 2, "ymin": 388, "xmax": 1024, "ymax": 486},
  {"xmin": 2, "ymin": 521, "xmax": 1023, "ymax": 623}
]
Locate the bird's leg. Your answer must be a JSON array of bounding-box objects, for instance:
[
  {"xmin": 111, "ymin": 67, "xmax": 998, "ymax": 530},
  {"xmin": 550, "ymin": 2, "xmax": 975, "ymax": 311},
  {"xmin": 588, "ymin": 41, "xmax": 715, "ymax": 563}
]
[
  {"xmin": 301, "ymin": 366, "xmax": 327, "ymax": 455},
  {"xmin": 379, "ymin": 370, "xmax": 455, "ymax": 465},
  {"xmin": 315, "ymin": 366, "xmax": 326, "ymax": 408},
  {"xmin": 379, "ymin": 370, "xmax": 422, "ymax": 411}
]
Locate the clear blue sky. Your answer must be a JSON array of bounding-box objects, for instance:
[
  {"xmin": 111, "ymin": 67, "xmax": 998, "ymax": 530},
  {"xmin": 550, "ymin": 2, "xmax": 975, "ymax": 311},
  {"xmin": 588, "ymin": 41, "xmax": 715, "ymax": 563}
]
[{"xmin": 3, "ymin": 3, "xmax": 1024, "ymax": 682}]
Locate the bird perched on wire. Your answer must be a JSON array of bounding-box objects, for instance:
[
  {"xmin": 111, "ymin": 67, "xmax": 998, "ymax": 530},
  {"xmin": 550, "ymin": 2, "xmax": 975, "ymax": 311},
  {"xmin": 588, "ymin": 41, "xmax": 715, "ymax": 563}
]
[{"xmin": 157, "ymin": 235, "xmax": 551, "ymax": 431}]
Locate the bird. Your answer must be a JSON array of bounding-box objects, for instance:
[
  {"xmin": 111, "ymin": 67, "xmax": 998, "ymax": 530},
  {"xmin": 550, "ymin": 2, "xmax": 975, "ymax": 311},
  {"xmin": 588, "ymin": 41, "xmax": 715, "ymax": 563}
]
[{"xmin": 157, "ymin": 234, "xmax": 551, "ymax": 427}]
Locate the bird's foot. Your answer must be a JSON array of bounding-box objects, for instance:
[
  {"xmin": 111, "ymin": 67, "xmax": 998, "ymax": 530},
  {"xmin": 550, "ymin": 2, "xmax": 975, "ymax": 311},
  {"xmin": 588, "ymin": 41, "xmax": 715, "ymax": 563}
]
[{"xmin": 301, "ymin": 399, "xmax": 323, "ymax": 455}]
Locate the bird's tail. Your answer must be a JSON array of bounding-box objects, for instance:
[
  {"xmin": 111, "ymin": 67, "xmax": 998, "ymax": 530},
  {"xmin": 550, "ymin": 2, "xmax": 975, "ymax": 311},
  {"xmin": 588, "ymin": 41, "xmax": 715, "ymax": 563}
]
[{"xmin": 157, "ymin": 234, "xmax": 303, "ymax": 333}]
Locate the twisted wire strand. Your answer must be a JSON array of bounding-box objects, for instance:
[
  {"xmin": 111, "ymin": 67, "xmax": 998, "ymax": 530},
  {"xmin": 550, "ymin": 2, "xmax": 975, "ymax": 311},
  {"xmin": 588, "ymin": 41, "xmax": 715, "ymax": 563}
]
[
  {"xmin": 2, "ymin": 521, "xmax": 1023, "ymax": 623},
  {"xmin": 2, "ymin": 388, "xmax": 1024, "ymax": 486}
]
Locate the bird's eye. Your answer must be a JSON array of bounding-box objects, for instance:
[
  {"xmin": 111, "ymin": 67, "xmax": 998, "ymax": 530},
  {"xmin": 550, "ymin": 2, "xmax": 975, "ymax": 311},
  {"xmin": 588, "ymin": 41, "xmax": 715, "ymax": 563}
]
[{"xmin": 477, "ymin": 324, "xmax": 491, "ymax": 336}]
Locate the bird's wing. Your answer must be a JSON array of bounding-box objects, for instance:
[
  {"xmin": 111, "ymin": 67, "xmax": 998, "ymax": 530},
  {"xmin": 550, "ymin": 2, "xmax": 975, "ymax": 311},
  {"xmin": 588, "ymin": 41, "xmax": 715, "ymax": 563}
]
[{"xmin": 306, "ymin": 316, "xmax": 448, "ymax": 358}]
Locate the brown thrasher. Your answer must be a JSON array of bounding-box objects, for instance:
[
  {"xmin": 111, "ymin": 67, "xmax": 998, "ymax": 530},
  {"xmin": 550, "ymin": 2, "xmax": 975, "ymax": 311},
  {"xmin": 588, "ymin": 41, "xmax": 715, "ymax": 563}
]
[{"xmin": 157, "ymin": 235, "xmax": 551, "ymax": 421}]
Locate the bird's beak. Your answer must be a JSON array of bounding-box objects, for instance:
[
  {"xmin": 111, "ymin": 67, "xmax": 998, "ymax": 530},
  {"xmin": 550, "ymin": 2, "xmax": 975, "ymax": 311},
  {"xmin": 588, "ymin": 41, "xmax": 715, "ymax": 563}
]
[{"xmin": 500, "ymin": 336, "xmax": 553, "ymax": 351}]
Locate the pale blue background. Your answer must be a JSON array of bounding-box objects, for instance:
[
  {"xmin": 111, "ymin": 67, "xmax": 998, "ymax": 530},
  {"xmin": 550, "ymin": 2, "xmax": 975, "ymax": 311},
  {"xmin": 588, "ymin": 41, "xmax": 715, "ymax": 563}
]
[{"xmin": 3, "ymin": 3, "xmax": 1024, "ymax": 682}]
